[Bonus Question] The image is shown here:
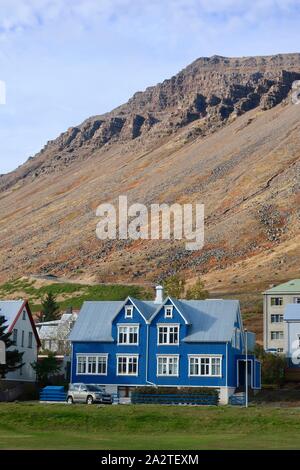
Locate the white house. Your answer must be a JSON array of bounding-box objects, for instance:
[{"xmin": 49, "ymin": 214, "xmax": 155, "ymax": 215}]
[
  {"xmin": 36, "ymin": 312, "xmax": 78, "ymax": 355},
  {"xmin": 0, "ymin": 300, "xmax": 41, "ymax": 382},
  {"xmin": 284, "ymin": 304, "xmax": 300, "ymax": 366}
]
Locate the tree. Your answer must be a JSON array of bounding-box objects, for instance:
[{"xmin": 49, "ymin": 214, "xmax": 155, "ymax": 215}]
[
  {"xmin": 38, "ymin": 292, "xmax": 60, "ymax": 322},
  {"xmin": 254, "ymin": 344, "xmax": 286, "ymax": 386},
  {"xmin": 0, "ymin": 316, "xmax": 24, "ymax": 379},
  {"xmin": 31, "ymin": 353, "xmax": 61, "ymax": 386},
  {"xmin": 186, "ymin": 278, "xmax": 209, "ymax": 300},
  {"xmin": 163, "ymin": 275, "xmax": 186, "ymax": 298}
]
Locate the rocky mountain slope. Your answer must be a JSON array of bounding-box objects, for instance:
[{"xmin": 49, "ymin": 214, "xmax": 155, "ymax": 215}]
[{"xmin": 0, "ymin": 53, "xmax": 299, "ymax": 294}]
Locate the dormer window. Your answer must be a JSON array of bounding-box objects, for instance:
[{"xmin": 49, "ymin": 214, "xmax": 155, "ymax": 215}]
[
  {"xmin": 164, "ymin": 306, "xmax": 173, "ymax": 318},
  {"xmin": 125, "ymin": 305, "xmax": 133, "ymax": 319}
]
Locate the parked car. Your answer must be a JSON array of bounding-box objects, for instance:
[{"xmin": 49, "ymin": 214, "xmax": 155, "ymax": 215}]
[{"xmin": 67, "ymin": 383, "xmax": 113, "ymax": 404}]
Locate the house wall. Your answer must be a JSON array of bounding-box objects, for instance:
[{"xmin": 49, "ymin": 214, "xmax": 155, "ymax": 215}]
[
  {"xmin": 6, "ymin": 305, "xmax": 38, "ymax": 382},
  {"xmin": 264, "ymin": 292, "xmax": 300, "ymax": 352},
  {"xmin": 285, "ymin": 321, "xmax": 300, "ymax": 362},
  {"xmin": 71, "ymin": 299, "xmax": 246, "ymax": 400}
]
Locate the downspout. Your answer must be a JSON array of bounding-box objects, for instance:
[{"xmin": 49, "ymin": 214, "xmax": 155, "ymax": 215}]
[{"xmin": 146, "ymin": 322, "xmax": 156, "ymax": 387}]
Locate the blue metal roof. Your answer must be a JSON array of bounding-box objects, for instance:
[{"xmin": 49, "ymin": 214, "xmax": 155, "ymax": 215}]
[
  {"xmin": 0, "ymin": 300, "xmax": 24, "ymax": 330},
  {"xmin": 284, "ymin": 304, "xmax": 300, "ymax": 321},
  {"xmin": 70, "ymin": 298, "xmax": 240, "ymax": 343},
  {"xmin": 179, "ymin": 299, "xmax": 240, "ymax": 342},
  {"xmin": 69, "ymin": 301, "xmax": 124, "ymax": 342}
]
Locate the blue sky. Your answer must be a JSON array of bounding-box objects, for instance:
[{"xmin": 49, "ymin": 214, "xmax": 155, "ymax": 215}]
[{"xmin": 0, "ymin": 0, "xmax": 300, "ymax": 174}]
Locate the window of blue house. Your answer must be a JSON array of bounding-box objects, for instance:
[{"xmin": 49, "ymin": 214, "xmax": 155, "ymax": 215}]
[
  {"xmin": 118, "ymin": 325, "xmax": 139, "ymax": 345},
  {"xmin": 125, "ymin": 306, "xmax": 133, "ymax": 318},
  {"xmin": 164, "ymin": 306, "xmax": 173, "ymax": 318},
  {"xmin": 77, "ymin": 354, "xmax": 108, "ymax": 375},
  {"xmin": 117, "ymin": 355, "xmax": 139, "ymax": 376},
  {"xmin": 188, "ymin": 356, "xmax": 222, "ymax": 377},
  {"xmin": 157, "ymin": 355, "xmax": 179, "ymax": 376},
  {"xmin": 157, "ymin": 324, "xmax": 179, "ymax": 345}
]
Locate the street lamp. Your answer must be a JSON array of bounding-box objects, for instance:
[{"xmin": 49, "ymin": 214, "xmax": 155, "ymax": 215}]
[{"xmin": 245, "ymin": 328, "xmax": 248, "ymax": 408}]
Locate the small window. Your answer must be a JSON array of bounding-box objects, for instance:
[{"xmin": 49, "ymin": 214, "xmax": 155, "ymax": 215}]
[
  {"xmin": 294, "ymin": 297, "xmax": 300, "ymax": 304},
  {"xmin": 12, "ymin": 329, "xmax": 18, "ymax": 345},
  {"xmin": 270, "ymin": 331, "xmax": 284, "ymax": 340},
  {"xmin": 164, "ymin": 306, "xmax": 173, "ymax": 318},
  {"xmin": 125, "ymin": 306, "xmax": 133, "ymax": 318},
  {"xmin": 271, "ymin": 314, "xmax": 284, "ymax": 323},
  {"xmin": 271, "ymin": 297, "xmax": 283, "ymax": 306},
  {"xmin": 28, "ymin": 332, "xmax": 33, "ymax": 348},
  {"xmin": 22, "ymin": 310, "xmax": 26, "ymax": 320},
  {"xmin": 21, "ymin": 330, "xmax": 25, "ymax": 347}
]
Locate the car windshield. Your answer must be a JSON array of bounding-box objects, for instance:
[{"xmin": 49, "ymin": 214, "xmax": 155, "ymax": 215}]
[{"xmin": 85, "ymin": 385, "xmax": 102, "ymax": 391}]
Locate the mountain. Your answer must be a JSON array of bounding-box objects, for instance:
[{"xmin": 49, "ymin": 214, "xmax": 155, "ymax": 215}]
[{"xmin": 0, "ymin": 53, "xmax": 299, "ymax": 295}]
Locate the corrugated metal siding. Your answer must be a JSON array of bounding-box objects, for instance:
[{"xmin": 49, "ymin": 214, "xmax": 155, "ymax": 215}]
[{"xmin": 284, "ymin": 303, "xmax": 300, "ymax": 321}]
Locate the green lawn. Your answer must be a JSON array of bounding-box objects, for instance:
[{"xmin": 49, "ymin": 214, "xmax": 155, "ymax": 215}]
[
  {"xmin": 0, "ymin": 278, "xmax": 151, "ymax": 312},
  {"xmin": 1, "ymin": 403, "xmax": 300, "ymax": 449}
]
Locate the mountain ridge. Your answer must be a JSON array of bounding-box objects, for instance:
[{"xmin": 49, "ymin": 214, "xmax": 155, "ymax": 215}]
[{"xmin": 0, "ymin": 53, "xmax": 299, "ymax": 294}]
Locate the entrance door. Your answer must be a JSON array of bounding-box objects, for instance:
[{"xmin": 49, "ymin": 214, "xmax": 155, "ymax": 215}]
[{"xmin": 237, "ymin": 360, "xmax": 252, "ymax": 390}]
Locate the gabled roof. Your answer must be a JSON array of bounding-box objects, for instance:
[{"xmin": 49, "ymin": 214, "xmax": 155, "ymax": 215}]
[
  {"xmin": 0, "ymin": 300, "xmax": 41, "ymax": 347},
  {"xmin": 70, "ymin": 298, "xmax": 240, "ymax": 343},
  {"xmin": 284, "ymin": 304, "xmax": 300, "ymax": 321},
  {"xmin": 264, "ymin": 279, "xmax": 300, "ymax": 294},
  {"xmin": 69, "ymin": 301, "xmax": 124, "ymax": 342},
  {"xmin": 180, "ymin": 299, "xmax": 240, "ymax": 342}
]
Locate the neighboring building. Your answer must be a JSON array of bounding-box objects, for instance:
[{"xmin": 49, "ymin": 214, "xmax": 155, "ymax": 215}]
[
  {"xmin": 0, "ymin": 300, "xmax": 41, "ymax": 382},
  {"xmin": 284, "ymin": 304, "xmax": 300, "ymax": 366},
  {"xmin": 69, "ymin": 287, "xmax": 261, "ymax": 404},
  {"xmin": 263, "ymin": 279, "xmax": 300, "ymax": 352},
  {"xmin": 36, "ymin": 312, "xmax": 78, "ymax": 355},
  {"xmin": 36, "ymin": 311, "xmax": 78, "ymax": 380}
]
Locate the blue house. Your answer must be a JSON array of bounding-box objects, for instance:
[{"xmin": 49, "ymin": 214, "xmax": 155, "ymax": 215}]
[{"xmin": 69, "ymin": 286, "xmax": 261, "ymax": 404}]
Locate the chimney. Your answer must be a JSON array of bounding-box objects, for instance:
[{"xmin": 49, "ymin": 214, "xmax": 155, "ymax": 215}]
[{"xmin": 154, "ymin": 285, "xmax": 164, "ymax": 304}]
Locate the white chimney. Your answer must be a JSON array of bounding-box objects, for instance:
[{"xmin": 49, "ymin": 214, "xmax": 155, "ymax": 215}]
[{"xmin": 154, "ymin": 285, "xmax": 164, "ymax": 304}]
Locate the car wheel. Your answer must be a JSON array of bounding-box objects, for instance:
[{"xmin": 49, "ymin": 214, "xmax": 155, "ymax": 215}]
[
  {"xmin": 67, "ymin": 396, "xmax": 73, "ymax": 404},
  {"xmin": 86, "ymin": 395, "xmax": 94, "ymax": 405}
]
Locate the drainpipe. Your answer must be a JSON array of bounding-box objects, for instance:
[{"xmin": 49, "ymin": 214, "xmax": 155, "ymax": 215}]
[{"xmin": 145, "ymin": 323, "xmax": 156, "ymax": 387}]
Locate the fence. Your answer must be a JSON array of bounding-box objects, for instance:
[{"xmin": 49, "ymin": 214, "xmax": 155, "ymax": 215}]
[{"xmin": 131, "ymin": 393, "xmax": 218, "ymax": 405}]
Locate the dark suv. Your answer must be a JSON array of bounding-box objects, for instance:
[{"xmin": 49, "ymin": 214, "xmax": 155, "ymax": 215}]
[{"xmin": 67, "ymin": 383, "xmax": 113, "ymax": 405}]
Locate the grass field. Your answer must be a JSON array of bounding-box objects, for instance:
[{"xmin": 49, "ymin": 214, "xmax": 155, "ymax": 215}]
[
  {"xmin": 1, "ymin": 403, "xmax": 300, "ymax": 450},
  {"xmin": 0, "ymin": 278, "xmax": 151, "ymax": 312}
]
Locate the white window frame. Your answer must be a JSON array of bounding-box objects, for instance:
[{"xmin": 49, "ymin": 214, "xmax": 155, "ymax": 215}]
[
  {"xmin": 156, "ymin": 355, "xmax": 179, "ymax": 377},
  {"xmin": 157, "ymin": 324, "xmax": 180, "ymax": 345},
  {"xmin": 270, "ymin": 297, "xmax": 283, "ymax": 307},
  {"xmin": 164, "ymin": 306, "xmax": 173, "ymax": 319},
  {"xmin": 76, "ymin": 354, "xmax": 108, "ymax": 376},
  {"xmin": 271, "ymin": 314, "xmax": 284, "ymax": 323},
  {"xmin": 117, "ymin": 324, "xmax": 139, "ymax": 345},
  {"xmin": 116, "ymin": 354, "xmax": 139, "ymax": 376},
  {"xmin": 125, "ymin": 305, "xmax": 133, "ymax": 318},
  {"xmin": 294, "ymin": 297, "xmax": 300, "ymax": 304},
  {"xmin": 188, "ymin": 355, "xmax": 222, "ymax": 377},
  {"xmin": 270, "ymin": 331, "xmax": 284, "ymax": 340}
]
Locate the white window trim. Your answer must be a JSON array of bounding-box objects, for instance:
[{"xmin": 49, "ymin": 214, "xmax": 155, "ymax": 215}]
[
  {"xmin": 188, "ymin": 354, "xmax": 223, "ymax": 378},
  {"xmin": 157, "ymin": 323, "xmax": 180, "ymax": 345},
  {"xmin": 116, "ymin": 354, "xmax": 139, "ymax": 376},
  {"xmin": 164, "ymin": 305, "xmax": 173, "ymax": 318},
  {"xmin": 270, "ymin": 297, "xmax": 283, "ymax": 307},
  {"xmin": 156, "ymin": 354, "xmax": 179, "ymax": 377},
  {"xmin": 125, "ymin": 305, "xmax": 134, "ymax": 318},
  {"xmin": 117, "ymin": 324, "xmax": 139, "ymax": 345},
  {"xmin": 76, "ymin": 354, "xmax": 108, "ymax": 376}
]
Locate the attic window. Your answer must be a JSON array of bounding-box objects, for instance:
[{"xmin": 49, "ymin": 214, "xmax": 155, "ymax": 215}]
[
  {"xmin": 125, "ymin": 305, "xmax": 133, "ymax": 318},
  {"xmin": 164, "ymin": 306, "xmax": 173, "ymax": 318},
  {"xmin": 22, "ymin": 310, "xmax": 26, "ymax": 320}
]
